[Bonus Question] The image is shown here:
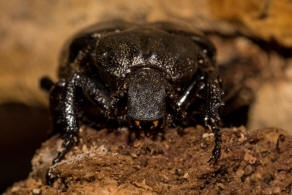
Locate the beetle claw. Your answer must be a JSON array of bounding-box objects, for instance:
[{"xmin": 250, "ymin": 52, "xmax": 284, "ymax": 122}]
[{"xmin": 46, "ymin": 170, "xmax": 56, "ymax": 186}]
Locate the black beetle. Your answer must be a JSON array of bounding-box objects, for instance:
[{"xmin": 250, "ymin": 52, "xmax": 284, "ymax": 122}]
[{"xmin": 41, "ymin": 20, "xmax": 224, "ymax": 184}]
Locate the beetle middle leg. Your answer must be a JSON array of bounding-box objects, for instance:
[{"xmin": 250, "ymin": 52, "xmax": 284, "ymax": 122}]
[
  {"xmin": 167, "ymin": 72, "xmax": 205, "ymax": 124},
  {"xmin": 46, "ymin": 72, "xmax": 115, "ymax": 185}
]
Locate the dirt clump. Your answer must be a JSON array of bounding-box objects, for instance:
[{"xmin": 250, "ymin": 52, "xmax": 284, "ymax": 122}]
[{"xmin": 5, "ymin": 125, "xmax": 292, "ymax": 194}]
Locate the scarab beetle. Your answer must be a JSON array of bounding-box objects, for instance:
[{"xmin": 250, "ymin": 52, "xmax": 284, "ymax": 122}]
[{"xmin": 41, "ymin": 20, "xmax": 224, "ymax": 184}]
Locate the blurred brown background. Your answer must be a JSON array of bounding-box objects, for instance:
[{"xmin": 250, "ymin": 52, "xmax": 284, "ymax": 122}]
[{"xmin": 1, "ymin": 0, "xmax": 292, "ymax": 192}]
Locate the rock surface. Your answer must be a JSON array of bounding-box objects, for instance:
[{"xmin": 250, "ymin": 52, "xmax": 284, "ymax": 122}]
[
  {"xmin": 249, "ymin": 80, "xmax": 292, "ymax": 132},
  {"xmin": 210, "ymin": 0, "xmax": 292, "ymax": 47},
  {"xmin": 5, "ymin": 126, "xmax": 292, "ymax": 194},
  {"xmin": 1, "ymin": 0, "xmax": 292, "ymax": 105}
]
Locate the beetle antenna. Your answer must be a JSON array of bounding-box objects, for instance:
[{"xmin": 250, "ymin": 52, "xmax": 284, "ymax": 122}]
[{"xmin": 40, "ymin": 76, "xmax": 55, "ymax": 92}]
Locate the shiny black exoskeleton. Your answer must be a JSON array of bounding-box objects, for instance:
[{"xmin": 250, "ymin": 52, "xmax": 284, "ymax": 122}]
[{"xmin": 41, "ymin": 20, "xmax": 224, "ymax": 184}]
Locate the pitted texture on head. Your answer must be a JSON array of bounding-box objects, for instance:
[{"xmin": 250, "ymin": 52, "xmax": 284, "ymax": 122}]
[{"xmin": 128, "ymin": 68, "xmax": 165, "ymax": 121}]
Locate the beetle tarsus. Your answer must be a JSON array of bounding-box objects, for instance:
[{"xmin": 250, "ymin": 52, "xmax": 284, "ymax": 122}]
[
  {"xmin": 208, "ymin": 126, "xmax": 221, "ymax": 164},
  {"xmin": 45, "ymin": 133, "xmax": 77, "ymax": 185},
  {"xmin": 46, "ymin": 170, "xmax": 56, "ymax": 186}
]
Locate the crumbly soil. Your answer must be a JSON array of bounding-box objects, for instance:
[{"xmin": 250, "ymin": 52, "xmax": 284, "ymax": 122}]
[{"xmin": 5, "ymin": 126, "xmax": 292, "ymax": 194}]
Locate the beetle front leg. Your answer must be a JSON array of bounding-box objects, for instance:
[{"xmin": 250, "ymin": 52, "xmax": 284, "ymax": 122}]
[
  {"xmin": 203, "ymin": 75, "xmax": 224, "ymax": 163},
  {"xmin": 46, "ymin": 72, "xmax": 113, "ymax": 185},
  {"xmin": 173, "ymin": 71, "xmax": 224, "ymax": 163}
]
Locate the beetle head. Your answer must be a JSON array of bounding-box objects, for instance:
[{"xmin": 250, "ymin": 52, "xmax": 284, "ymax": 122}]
[{"xmin": 127, "ymin": 68, "xmax": 166, "ymax": 130}]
